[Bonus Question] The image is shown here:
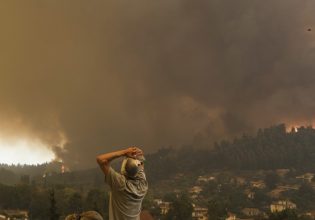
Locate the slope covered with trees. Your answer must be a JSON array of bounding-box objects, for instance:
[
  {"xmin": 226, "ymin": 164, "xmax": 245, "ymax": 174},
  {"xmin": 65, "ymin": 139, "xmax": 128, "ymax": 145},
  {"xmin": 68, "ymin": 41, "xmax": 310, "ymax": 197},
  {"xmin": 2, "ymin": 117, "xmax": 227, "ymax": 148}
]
[
  {"xmin": 2, "ymin": 124, "xmax": 315, "ymax": 183},
  {"xmin": 214, "ymin": 124, "xmax": 315, "ymax": 169},
  {"xmin": 146, "ymin": 124, "xmax": 315, "ymax": 181}
]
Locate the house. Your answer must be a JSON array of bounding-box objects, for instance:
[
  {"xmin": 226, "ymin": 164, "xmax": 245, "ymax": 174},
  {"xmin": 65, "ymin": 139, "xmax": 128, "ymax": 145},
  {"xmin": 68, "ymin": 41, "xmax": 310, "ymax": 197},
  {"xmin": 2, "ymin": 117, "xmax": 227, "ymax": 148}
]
[
  {"xmin": 231, "ymin": 177, "xmax": 246, "ymax": 186},
  {"xmin": 159, "ymin": 202, "xmax": 171, "ymax": 215},
  {"xmin": 241, "ymin": 208, "xmax": 261, "ymax": 217},
  {"xmin": 226, "ymin": 212, "xmax": 237, "ymax": 220},
  {"xmin": 250, "ymin": 180, "xmax": 266, "ymax": 189},
  {"xmin": 268, "ymin": 185, "xmax": 299, "ymax": 198},
  {"xmin": 153, "ymin": 199, "xmax": 163, "ymax": 205},
  {"xmin": 197, "ymin": 175, "xmax": 215, "ymax": 183},
  {"xmin": 278, "ymin": 185, "xmax": 299, "ymax": 190},
  {"xmin": 192, "ymin": 205, "xmax": 208, "ymax": 220},
  {"xmin": 303, "ymin": 210, "xmax": 315, "ymax": 219},
  {"xmin": 225, "ymin": 212, "xmax": 254, "ymax": 220},
  {"xmin": 276, "ymin": 169, "xmax": 290, "ymax": 177},
  {"xmin": 296, "ymin": 173, "xmax": 314, "ymax": 183},
  {"xmin": 190, "ymin": 194, "xmax": 199, "ymax": 199},
  {"xmin": 154, "ymin": 199, "xmax": 172, "ymax": 215},
  {"xmin": 244, "ymin": 189, "xmax": 255, "ymax": 199},
  {"xmin": 268, "ymin": 188, "xmax": 284, "ymax": 199},
  {"xmin": 270, "ymin": 200, "xmax": 296, "ymax": 213},
  {"xmin": 0, "ymin": 210, "xmax": 29, "ymax": 220},
  {"xmin": 189, "ymin": 186, "xmax": 203, "ymax": 194}
]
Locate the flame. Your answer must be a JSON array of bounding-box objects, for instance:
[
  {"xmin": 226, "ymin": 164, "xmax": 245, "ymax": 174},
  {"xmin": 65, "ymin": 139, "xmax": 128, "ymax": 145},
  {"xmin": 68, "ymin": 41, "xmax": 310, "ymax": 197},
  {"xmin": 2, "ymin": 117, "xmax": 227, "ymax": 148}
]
[
  {"xmin": 285, "ymin": 122, "xmax": 314, "ymax": 133},
  {"xmin": 0, "ymin": 138, "xmax": 55, "ymax": 165}
]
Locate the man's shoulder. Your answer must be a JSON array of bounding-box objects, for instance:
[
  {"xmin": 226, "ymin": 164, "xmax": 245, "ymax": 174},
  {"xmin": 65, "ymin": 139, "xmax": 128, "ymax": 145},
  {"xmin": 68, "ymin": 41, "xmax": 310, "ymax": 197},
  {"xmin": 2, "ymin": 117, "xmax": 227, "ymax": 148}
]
[{"xmin": 105, "ymin": 167, "xmax": 126, "ymax": 190}]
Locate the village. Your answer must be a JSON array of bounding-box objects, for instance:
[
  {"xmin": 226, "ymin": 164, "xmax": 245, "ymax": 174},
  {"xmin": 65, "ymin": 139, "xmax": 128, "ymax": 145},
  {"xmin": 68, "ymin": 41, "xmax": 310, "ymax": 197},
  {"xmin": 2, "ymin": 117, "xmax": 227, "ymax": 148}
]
[
  {"xmin": 1, "ymin": 163, "xmax": 315, "ymax": 220},
  {"xmin": 147, "ymin": 169, "xmax": 315, "ymax": 220}
]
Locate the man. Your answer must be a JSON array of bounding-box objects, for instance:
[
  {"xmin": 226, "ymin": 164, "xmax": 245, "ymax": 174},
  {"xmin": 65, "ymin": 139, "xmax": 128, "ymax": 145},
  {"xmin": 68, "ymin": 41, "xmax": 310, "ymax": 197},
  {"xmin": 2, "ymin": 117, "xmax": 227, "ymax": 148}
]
[{"xmin": 96, "ymin": 147, "xmax": 148, "ymax": 220}]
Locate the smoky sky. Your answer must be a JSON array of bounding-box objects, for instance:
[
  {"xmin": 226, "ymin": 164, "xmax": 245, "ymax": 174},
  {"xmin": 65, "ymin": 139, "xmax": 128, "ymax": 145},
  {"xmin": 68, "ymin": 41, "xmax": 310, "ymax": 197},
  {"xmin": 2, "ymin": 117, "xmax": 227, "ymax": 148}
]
[{"xmin": 1, "ymin": 0, "xmax": 315, "ymax": 168}]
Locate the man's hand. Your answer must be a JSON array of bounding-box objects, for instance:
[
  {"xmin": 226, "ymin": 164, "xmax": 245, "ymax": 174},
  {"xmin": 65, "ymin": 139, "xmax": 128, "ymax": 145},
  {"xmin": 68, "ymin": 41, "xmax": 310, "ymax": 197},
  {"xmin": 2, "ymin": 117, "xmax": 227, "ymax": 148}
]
[
  {"xmin": 125, "ymin": 147, "xmax": 143, "ymax": 158},
  {"xmin": 96, "ymin": 147, "xmax": 143, "ymax": 175}
]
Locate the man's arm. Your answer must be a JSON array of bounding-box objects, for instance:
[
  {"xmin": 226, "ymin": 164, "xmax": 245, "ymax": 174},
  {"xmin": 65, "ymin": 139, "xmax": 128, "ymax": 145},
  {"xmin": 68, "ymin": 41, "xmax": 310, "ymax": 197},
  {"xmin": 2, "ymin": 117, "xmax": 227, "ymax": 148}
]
[{"xmin": 96, "ymin": 147, "xmax": 142, "ymax": 175}]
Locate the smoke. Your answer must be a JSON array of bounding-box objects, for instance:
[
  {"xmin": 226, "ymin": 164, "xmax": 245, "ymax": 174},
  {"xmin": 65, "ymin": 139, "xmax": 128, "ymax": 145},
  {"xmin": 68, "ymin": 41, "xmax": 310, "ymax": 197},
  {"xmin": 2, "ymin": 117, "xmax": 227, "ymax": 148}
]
[{"xmin": 0, "ymin": 0, "xmax": 315, "ymax": 168}]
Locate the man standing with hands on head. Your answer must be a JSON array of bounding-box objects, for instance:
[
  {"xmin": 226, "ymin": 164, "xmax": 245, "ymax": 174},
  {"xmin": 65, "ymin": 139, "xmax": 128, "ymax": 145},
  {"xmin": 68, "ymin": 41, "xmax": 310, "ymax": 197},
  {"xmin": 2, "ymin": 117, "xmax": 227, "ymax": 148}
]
[{"xmin": 96, "ymin": 147, "xmax": 148, "ymax": 220}]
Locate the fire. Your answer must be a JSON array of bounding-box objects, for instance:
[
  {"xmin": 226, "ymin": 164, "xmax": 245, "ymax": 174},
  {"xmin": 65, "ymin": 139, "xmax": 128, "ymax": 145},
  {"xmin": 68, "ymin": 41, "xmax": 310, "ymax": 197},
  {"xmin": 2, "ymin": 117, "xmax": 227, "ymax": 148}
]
[
  {"xmin": 0, "ymin": 138, "xmax": 55, "ymax": 165},
  {"xmin": 285, "ymin": 122, "xmax": 314, "ymax": 133},
  {"xmin": 286, "ymin": 126, "xmax": 299, "ymax": 133}
]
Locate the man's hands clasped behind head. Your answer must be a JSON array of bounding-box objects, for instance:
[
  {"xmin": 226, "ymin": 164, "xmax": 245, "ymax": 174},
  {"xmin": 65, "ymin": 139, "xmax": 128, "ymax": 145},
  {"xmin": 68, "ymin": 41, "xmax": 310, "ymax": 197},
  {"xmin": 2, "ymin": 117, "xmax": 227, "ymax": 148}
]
[{"xmin": 125, "ymin": 147, "xmax": 143, "ymax": 159}]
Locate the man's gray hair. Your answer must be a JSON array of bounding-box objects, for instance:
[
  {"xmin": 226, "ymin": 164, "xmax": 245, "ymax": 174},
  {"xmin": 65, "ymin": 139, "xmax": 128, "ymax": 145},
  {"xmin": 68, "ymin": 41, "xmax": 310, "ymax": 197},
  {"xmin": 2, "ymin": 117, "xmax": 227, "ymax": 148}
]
[{"xmin": 121, "ymin": 157, "xmax": 142, "ymax": 178}]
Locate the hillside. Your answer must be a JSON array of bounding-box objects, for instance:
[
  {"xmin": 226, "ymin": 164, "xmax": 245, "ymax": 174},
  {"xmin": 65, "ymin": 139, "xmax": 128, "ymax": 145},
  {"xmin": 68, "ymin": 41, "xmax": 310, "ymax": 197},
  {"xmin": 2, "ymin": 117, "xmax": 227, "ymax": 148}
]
[{"xmin": 2, "ymin": 124, "xmax": 315, "ymax": 185}]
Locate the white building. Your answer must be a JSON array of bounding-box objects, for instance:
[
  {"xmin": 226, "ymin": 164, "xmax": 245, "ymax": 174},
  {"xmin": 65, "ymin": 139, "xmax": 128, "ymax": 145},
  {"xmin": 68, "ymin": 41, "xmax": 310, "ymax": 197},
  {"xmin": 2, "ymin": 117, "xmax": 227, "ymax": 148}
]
[
  {"xmin": 241, "ymin": 208, "xmax": 261, "ymax": 217},
  {"xmin": 225, "ymin": 213, "xmax": 237, "ymax": 220},
  {"xmin": 192, "ymin": 204, "xmax": 208, "ymax": 220},
  {"xmin": 153, "ymin": 199, "xmax": 163, "ymax": 205},
  {"xmin": 244, "ymin": 189, "xmax": 255, "ymax": 199},
  {"xmin": 296, "ymin": 173, "xmax": 314, "ymax": 183},
  {"xmin": 270, "ymin": 200, "xmax": 296, "ymax": 213},
  {"xmin": 0, "ymin": 210, "xmax": 29, "ymax": 220},
  {"xmin": 250, "ymin": 180, "xmax": 266, "ymax": 189},
  {"xmin": 189, "ymin": 186, "xmax": 203, "ymax": 194},
  {"xmin": 159, "ymin": 202, "xmax": 171, "ymax": 215},
  {"xmin": 197, "ymin": 175, "xmax": 215, "ymax": 183}
]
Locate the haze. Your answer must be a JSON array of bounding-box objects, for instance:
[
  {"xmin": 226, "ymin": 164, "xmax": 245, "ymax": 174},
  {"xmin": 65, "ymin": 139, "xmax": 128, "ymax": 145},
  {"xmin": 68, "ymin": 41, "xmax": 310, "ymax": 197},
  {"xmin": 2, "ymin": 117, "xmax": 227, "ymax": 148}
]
[{"xmin": 0, "ymin": 0, "xmax": 315, "ymax": 168}]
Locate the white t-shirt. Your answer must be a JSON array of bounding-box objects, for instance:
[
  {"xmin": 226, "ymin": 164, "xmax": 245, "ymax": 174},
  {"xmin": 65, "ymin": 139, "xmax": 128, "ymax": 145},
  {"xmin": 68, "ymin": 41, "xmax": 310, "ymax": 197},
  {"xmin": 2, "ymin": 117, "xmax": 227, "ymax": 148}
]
[{"xmin": 105, "ymin": 167, "xmax": 148, "ymax": 220}]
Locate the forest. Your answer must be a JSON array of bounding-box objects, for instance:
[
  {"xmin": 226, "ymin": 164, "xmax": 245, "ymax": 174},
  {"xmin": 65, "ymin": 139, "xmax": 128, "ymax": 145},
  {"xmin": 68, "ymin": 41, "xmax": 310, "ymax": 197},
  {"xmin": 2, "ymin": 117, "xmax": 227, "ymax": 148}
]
[{"xmin": 146, "ymin": 124, "xmax": 315, "ymax": 181}]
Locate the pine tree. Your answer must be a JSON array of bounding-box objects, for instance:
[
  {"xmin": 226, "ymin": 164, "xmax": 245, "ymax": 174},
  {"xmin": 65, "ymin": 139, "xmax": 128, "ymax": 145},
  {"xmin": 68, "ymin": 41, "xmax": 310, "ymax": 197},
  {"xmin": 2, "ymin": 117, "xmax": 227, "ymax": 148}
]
[{"xmin": 49, "ymin": 188, "xmax": 59, "ymax": 220}]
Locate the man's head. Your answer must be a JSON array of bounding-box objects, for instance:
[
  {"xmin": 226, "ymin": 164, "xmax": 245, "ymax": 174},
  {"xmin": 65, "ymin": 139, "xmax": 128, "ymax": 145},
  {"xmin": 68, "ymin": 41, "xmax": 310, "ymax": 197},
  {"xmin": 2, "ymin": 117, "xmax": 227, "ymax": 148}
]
[{"xmin": 121, "ymin": 157, "xmax": 144, "ymax": 178}]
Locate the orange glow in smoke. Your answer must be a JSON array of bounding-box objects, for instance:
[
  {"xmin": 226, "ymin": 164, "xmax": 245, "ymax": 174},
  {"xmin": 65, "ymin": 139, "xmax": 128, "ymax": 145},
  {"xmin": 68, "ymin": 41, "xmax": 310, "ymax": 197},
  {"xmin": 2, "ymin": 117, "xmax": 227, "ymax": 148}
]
[{"xmin": 285, "ymin": 122, "xmax": 314, "ymax": 133}]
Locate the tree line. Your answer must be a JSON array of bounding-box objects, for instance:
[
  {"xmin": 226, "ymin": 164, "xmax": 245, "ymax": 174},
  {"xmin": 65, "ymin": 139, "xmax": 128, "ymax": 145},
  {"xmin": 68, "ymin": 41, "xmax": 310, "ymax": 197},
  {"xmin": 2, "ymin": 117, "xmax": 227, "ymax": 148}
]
[
  {"xmin": 2, "ymin": 124, "xmax": 315, "ymax": 184},
  {"xmin": 0, "ymin": 184, "xmax": 109, "ymax": 220},
  {"xmin": 145, "ymin": 124, "xmax": 315, "ymax": 181}
]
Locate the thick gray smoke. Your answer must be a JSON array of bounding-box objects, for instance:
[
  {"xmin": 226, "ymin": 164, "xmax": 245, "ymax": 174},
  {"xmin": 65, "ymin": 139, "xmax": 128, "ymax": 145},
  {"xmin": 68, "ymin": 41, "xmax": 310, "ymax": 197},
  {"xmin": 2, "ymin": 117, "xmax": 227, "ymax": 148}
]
[{"xmin": 0, "ymin": 0, "xmax": 315, "ymax": 168}]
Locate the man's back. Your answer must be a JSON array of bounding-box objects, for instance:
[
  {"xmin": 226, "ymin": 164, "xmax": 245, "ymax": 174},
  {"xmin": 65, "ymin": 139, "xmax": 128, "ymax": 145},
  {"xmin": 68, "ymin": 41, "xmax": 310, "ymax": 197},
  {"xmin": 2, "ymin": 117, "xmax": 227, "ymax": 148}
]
[{"xmin": 105, "ymin": 167, "xmax": 148, "ymax": 220}]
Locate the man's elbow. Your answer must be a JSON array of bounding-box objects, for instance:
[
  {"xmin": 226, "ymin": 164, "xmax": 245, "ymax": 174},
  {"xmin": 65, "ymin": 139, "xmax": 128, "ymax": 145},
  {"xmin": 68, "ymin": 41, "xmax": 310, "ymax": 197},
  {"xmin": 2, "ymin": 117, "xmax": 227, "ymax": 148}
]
[
  {"xmin": 96, "ymin": 157, "xmax": 102, "ymax": 165},
  {"xmin": 96, "ymin": 157, "xmax": 108, "ymax": 166}
]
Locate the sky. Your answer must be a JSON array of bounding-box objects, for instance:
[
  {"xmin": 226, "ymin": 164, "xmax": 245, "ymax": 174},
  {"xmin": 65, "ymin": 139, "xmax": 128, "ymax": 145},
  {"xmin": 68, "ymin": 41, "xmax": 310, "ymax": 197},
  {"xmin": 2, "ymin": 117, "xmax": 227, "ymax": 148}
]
[{"xmin": 0, "ymin": 0, "xmax": 315, "ymax": 168}]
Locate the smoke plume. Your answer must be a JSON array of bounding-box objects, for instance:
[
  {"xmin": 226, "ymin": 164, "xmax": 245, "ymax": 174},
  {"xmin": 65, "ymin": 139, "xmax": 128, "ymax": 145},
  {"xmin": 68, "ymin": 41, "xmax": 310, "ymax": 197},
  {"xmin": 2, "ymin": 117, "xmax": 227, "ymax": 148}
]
[{"xmin": 0, "ymin": 0, "xmax": 315, "ymax": 168}]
